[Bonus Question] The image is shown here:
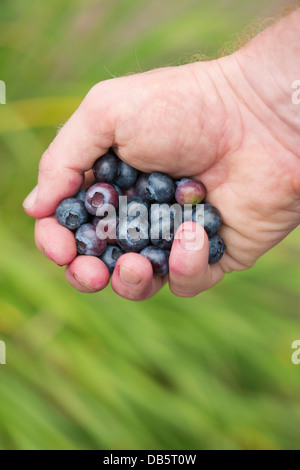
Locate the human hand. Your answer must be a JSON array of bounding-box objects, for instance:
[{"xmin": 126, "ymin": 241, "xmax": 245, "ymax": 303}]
[{"xmin": 24, "ymin": 10, "xmax": 300, "ymax": 300}]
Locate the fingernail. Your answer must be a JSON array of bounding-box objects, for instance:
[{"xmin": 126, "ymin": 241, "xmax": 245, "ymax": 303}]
[
  {"xmin": 73, "ymin": 274, "xmax": 96, "ymax": 291},
  {"xmin": 23, "ymin": 185, "xmax": 38, "ymax": 209},
  {"xmin": 179, "ymin": 229, "xmax": 202, "ymax": 251},
  {"xmin": 119, "ymin": 265, "xmax": 142, "ymax": 286},
  {"xmin": 44, "ymin": 248, "xmax": 64, "ymax": 267},
  {"xmin": 44, "ymin": 248, "xmax": 54, "ymax": 262}
]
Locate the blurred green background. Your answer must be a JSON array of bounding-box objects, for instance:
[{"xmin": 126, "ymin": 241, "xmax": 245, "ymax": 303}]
[{"xmin": 0, "ymin": 0, "xmax": 299, "ymax": 450}]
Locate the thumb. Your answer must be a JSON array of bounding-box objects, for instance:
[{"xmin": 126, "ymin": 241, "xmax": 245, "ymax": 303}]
[{"xmin": 23, "ymin": 84, "xmax": 116, "ymax": 218}]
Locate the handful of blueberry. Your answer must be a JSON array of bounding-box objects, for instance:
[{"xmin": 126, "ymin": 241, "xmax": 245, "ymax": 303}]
[{"xmin": 56, "ymin": 149, "xmax": 226, "ymax": 276}]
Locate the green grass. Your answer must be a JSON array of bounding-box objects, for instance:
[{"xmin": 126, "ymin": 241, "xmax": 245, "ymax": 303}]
[{"xmin": 0, "ymin": 0, "xmax": 300, "ymax": 450}]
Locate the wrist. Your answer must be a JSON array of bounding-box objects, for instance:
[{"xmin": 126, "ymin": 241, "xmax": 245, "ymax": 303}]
[{"xmin": 214, "ymin": 11, "xmax": 300, "ymax": 158}]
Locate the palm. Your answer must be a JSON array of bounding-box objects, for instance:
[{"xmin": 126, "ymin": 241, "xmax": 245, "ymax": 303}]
[{"xmin": 103, "ymin": 61, "xmax": 300, "ymax": 274}]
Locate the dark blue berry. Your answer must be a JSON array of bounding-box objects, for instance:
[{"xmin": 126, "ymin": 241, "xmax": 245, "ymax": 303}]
[
  {"xmin": 150, "ymin": 204, "xmax": 182, "ymax": 249},
  {"xmin": 100, "ymin": 245, "xmax": 125, "ymax": 274},
  {"xmin": 150, "ymin": 203, "xmax": 182, "ymax": 224},
  {"xmin": 146, "ymin": 172, "xmax": 175, "ymax": 203},
  {"xmin": 118, "ymin": 197, "xmax": 150, "ymax": 230},
  {"xmin": 115, "ymin": 161, "xmax": 138, "ymax": 189},
  {"xmin": 150, "ymin": 217, "xmax": 174, "ymax": 250},
  {"xmin": 183, "ymin": 203, "xmax": 222, "ymax": 237},
  {"xmin": 93, "ymin": 150, "xmax": 119, "ymax": 183},
  {"xmin": 56, "ymin": 198, "xmax": 89, "ymax": 231},
  {"xmin": 75, "ymin": 223, "xmax": 107, "ymax": 256},
  {"xmin": 135, "ymin": 173, "xmax": 152, "ymax": 201},
  {"xmin": 127, "ymin": 197, "xmax": 150, "ymax": 216},
  {"xmin": 117, "ymin": 217, "xmax": 149, "ymax": 253},
  {"xmin": 140, "ymin": 246, "xmax": 170, "ymax": 276},
  {"xmin": 209, "ymin": 234, "xmax": 226, "ymax": 264},
  {"xmin": 75, "ymin": 190, "xmax": 86, "ymax": 203}
]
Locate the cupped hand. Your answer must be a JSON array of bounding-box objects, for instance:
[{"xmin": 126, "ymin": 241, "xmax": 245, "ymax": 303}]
[{"xmin": 24, "ymin": 15, "xmax": 300, "ymax": 300}]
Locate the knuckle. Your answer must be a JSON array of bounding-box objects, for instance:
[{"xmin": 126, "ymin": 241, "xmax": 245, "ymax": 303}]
[
  {"xmin": 84, "ymin": 83, "xmax": 102, "ymax": 104},
  {"xmin": 38, "ymin": 145, "xmax": 56, "ymax": 174},
  {"xmin": 169, "ymin": 284, "xmax": 199, "ymax": 298},
  {"xmin": 84, "ymin": 80, "xmax": 116, "ymax": 107},
  {"xmin": 169, "ymin": 257, "xmax": 200, "ymax": 279}
]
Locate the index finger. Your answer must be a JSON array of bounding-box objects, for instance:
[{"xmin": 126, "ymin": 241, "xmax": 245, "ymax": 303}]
[{"xmin": 23, "ymin": 82, "xmax": 117, "ymax": 218}]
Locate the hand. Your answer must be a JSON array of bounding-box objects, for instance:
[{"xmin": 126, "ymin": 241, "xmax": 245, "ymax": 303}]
[{"xmin": 24, "ymin": 11, "xmax": 300, "ymax": 300}]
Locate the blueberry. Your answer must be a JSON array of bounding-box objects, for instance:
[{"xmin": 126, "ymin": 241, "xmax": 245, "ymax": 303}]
[
  {"xmin": 150, "ymin": 207, "xmax": 175, "ymax": 250},
  {"xmin": 140, "ymin": 246, "xmax": 170, "ymax": 276},
  {"xmin": 93, "ymin": 150, "xmax": 119, "ymax": 183},
  {"xmin": 175, "ymin": 178, "xmax": 206, "ymax": 205},
  {"xmin": 201, "ymin": 204, "xmax": 222, "ymax": 237},
  {"xmin": 91, "ymin": 216, "xmax": 102, "ymax": 227},
  {"xmin": 150, "ymin": 218, "xmax": 174, "ymax": 250},
  {"xmin": 149, "ymin": 203, "xmax": 182, "ymax": 249},
  {"xmin": 150, "ymin": 203, "xmax": 182, "ymax": 225},
  {"xmin": 75, "ymin": 223, "xmax": 107, "ymax": 256},
  {"xmin": 75, "ymin": 190, "xmax": 86, "ymax": 203},
  {"xmin": 112, "ymin": 184, "xmax": 123, "ymax": 198},
  {"xmin": 146, "ymin": 172, "xmax": 175, "ymax": 203},
  {"xmin": 85, "ymin": 183, "xmax": 119, "ymax": 216},
  {"xmin": 56, "ymin": 197, "xmax": 89, "ymax": 230},
  {"xmin": 118, "ymin": 196, "xmax": 150, "ymax": 229},
  {"xmin": 123, "ymin": 185, "xmax": 138, "ymax": 200},
  {"xmin": 115, "ymin": 161, "xmax": 138, "ymax": 189},
  {"xmin": 117, "ymin": 217, "xmax": 149, "ymax": 253},
  {"xmin": 209, "ymin": 234, "xmax": 226, "ymax": 264},
  {"xmin": 127, "ymin": 197, "xmax": 150, "ymax": 215},
  {"xmin": 93, "ymin": 215, "xmax": 119, "ymax": 245},
  {"xmin": 135, "ymin": 173, "xmax": 152, "ymax": 201},
  {"xmin": 100, "ymin": 245, "xmax": 125, "ymax": 274},
  {"xmin": 183, "ymin": 203, "xmax": 222, "ymax": 237}
]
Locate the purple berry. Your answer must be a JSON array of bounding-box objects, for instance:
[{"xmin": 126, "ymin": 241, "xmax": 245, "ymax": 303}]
[
  {"xmin": 85, "ymin": 183, "xmax": 119, "ymax": 216},
  {"xmin": 175, "ymin": 178, "xmax": 206, "ymax": 205},
  {"xmin": 112, "ymin": 184, "xmax": 123, "ymax": 198},
  {"xmin": 140, "ymin": 246, "xmax": 170, "ymax": 276},
  {"xmin": 93, "ymin": 215, "xmax": 119, "ymax": 245},
  {"xmin": 93, "ymin": 150, "xmax": 119, "ymax": 183},
  {"xmin": 56, "ymin": 198, "xmax": 89, "ymax": 231},
  {"xmin": 123, "ymin": 186, "xmax": 138, "ymax": 200},
  {"xmin": 75, "ymin": 223, "xmax": 107, "ymax": 256}
]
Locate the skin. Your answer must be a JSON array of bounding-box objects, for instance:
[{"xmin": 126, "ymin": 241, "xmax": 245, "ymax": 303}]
[{"xmin": 24, "ymin": 10, "xmax": 300, "ymax": 300}]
